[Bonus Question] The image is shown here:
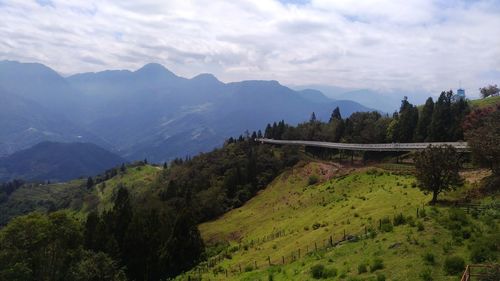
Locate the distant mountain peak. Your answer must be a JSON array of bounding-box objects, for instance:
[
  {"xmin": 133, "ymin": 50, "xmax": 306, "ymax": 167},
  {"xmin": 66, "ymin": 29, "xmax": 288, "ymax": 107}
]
[
  {"xmin": 191, "ymin": 73, "xmax": 222, "ymax": 84},
  {"xmin": 135, "ymin": 63, "xmax": 176, "ymax": 77}
]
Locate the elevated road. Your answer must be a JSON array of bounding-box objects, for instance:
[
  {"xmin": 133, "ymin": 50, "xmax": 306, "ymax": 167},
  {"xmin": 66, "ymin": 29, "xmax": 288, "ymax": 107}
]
[{"xmin": 256, "ymin": 138, "xmax": 470, "ymax": 152}]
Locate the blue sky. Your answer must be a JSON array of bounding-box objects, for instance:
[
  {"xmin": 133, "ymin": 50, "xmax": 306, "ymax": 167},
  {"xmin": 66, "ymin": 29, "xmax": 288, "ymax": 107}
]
[{"xmin": 0, "ymin": 0, "xmax": 499, "ymax": 97}]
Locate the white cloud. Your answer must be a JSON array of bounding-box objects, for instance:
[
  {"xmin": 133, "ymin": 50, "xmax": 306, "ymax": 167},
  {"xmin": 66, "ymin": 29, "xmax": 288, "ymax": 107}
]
[{"xmin": 0, "ymin": 0, "xmax": 499, "ymax": 97}]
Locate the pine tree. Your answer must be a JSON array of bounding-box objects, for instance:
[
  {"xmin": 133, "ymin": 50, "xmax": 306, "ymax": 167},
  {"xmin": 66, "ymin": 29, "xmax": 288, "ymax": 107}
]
[
  {"xmin": 310, "ymin": 112, "xmax": 317, "ymax": 122},
  {"xmin": 429, "ymin": 91, "xmax": 453, "ymax": 141},
  {"xmin": 329, "ymin": 106, "xmax": 342, "ymax": 122},
  {"xmin": 395, "ymin": 96, "xmax": 418, "ymax": 142},
  {"xmin": 415, "ymin": 97, "xmax": 434, "ymax": 142}
]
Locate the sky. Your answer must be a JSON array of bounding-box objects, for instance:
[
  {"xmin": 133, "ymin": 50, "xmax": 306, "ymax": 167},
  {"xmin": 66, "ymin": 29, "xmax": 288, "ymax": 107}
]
[{"xmin": 1, "ymin": 0, "xmax": 499, "ymax": 98}]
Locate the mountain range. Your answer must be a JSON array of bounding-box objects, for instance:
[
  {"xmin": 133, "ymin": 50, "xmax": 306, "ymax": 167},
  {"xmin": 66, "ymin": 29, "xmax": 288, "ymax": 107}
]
[{"xmin": 0, "ymin": 60, "xmax": 373, "ymax": 163}]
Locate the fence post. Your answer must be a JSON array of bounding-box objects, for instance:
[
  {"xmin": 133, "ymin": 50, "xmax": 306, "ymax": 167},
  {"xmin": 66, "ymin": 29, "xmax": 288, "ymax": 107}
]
[
  {"xmin": 254, "ymin": 260, "xmax": 257, "ymax": 269},
  {"xmin": 268, "ymin": 256, "xmax": 271, "ymax": 266},
  {"xmin": 379, "ymin": 219, "xmax": 382, "ymax": 229},
  {"xmin": 282, "ymin": 256, "xmax": 285, "ymax": 264},
  {"xmin": 299, "ymin": 248, "xmax": 301, "ymax": 258},
  {"xmin": 239, "ymin": 264, "xmax": 241, "ymax": 273}
]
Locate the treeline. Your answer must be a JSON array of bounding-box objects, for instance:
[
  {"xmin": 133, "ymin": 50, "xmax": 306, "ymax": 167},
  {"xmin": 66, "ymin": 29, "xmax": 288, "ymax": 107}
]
[
  {"xmin": 264, "ymin": 91, "xmax": 470, "ymax": 143},
  {"xmin": 157, "ymin": 137, "xmax": 300, "ymax": 221}
]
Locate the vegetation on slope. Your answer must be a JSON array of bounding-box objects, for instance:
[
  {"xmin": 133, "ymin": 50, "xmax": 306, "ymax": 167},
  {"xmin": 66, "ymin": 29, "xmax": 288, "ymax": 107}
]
[{"xmin": 181, "ymin": 162, "xmax": 498, "ymax": 281}]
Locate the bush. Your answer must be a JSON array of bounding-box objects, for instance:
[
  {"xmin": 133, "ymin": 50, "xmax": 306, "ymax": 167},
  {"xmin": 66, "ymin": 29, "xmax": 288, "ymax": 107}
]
[
  {"xmin": 358, "ymin": 263, "xmax": 367, "ymax": 274},
  {"xmin": 310, "ymin": 264, "xmax": 337, "ymax": 279},
  {"xmin": 380, "ymin": 218, "xmax": 393, "ymax": 232},
  {"xmin": 244, "ymin": 265, "xmax": 254, "ymax": 272},
  {"xmin": 443, "ymin": 256, "xmax": 465, "ymax": 275},
  {"xmin": 417, "ymin": 221, "xmax": 425, "ymax": 231},
  {"xmin": 376, "ymin": 273, "xmax": 386, "ymax": 281},
  {"xmin": 393, "ymin": 213, "xmax": 406, "ymax": 226},
  {"xmin": 470, "ymin": 236, "xmax": 498, "ymax": 263},
  {"xmin": 423, "ymin": 252, "xmax": 435, "ymax": 265},
  {"xmin": 371, "ymin": 258, "xmax": 384, "ymax": 272},
  {"xmin": 420, "ymin": 268, "xmax": 433, "ymax": 281},
  {"xmin": 308, "ymin": 175, "xmax": 319, "ymax": 185}
]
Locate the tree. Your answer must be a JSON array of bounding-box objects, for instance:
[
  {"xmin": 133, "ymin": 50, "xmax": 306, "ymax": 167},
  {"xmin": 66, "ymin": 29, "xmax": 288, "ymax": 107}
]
[
  {"xmin": 329, "ymin": 107, "xmax": 342, "ymax": 122},
  {"xmin": 0, "ymin": 212, "xmax": 83, "ymax": 281},
  {"xmin": 414, "ymin": 145, "xmax": 464, "ymax": 204},
  {"xmin": 394, "ymin": 96, "xmax": 418, "ymax": 142},
  {"xmin": 415, "ymin": 97, "xmax": 434, "ymax": 142},
  {"xmin": 160, "ymin": 210, "xmax": 204, "ymax": 278},
  {"xmin": 86, "ymin": 177, "xmax": 94, "ymax": 189},
  {"xmin": 463, "ymin": 105, "xmax": 500, "ymax": 177},
  {"xmin": 69, "ymin": 251, "xmax": 127, "ymax": 281},
  {"xmin": 429, "ymin": 91, "xmax": 453, "ymax": 141},
  {"xmin": 480, "ymin": 84, "xmax": 499, "ymax": 98},
  {"xmin": 310, "ymin": 112, "xmax": 317, "ymax": 122}
]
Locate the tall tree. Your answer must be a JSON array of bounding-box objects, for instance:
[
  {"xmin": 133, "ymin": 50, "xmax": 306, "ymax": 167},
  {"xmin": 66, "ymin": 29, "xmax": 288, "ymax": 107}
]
[
  {"xmin": 329, "ymin": 106, "xmax": 342, "ymax": 122},
  {"xmin": 394, "ymin": 96, "xmax": 419, "ymax": 142},
  {"xmin": 429, "ymin": 91, "xmax": 453, "ymax": 141},
  {"xmin": 414, "ymin": 145, "xmax": 464, "ymax": 204},
  {"xmin": 415, "ymin": 97, "xmax": 434, "ymax": 142},
  {"xmin": 463, "ymin": 105, "xmax": 500, "ymax": 177}
]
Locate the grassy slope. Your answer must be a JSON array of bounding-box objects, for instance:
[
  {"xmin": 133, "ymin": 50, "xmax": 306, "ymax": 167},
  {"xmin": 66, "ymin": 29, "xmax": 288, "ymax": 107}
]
[
  {"xmin": 469, "ymin": 96, "xmax": 500, "ymax": 108},
  {"xmin": 0, "ymin": 164, "xmax": 162, "ymax": 225},
  {"xmin": 180, "ymin": 162, "xmax": 498, "ymax": 281}
]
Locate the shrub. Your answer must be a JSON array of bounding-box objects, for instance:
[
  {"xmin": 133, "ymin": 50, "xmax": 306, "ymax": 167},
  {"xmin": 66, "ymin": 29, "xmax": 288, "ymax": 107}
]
[
  {"xmin": 310, "ymin": 264, "xmax": 337, "ymax": 279},
  {"xmin": 308, "ymin": 175, "xmax": 319, "ymax": 185},
  {"xmin": 244, "ymin": 264, "xmax": 254, "ymax": 272},
  {"xmin": 268, "ymin": 273, "xmax": 274, "ymax": 281},
  {"xmin": 420, "ymin": 268, "xmax": 433, "ymax": 281},
  {"xmin": 420, "ymin": 208, "xmax": 427, "ymax": 218},
  {"xmin": 376, "ymin": 273, "xmax": 386, "ymax": 281},
  {"xmin": 443, "ymin": 256, "xmax": 465, "ymax": 275},
  {"xmin": 312, "ymin": 222, "xmax": 321, "ymax": 230},
  {"xmin": 380, "ymin": 218, "xmax": 393, "ymax": 232},
  {"xmin": 423, "ymin": 252, "xmax": 435, "ymax": 265},
  {"xmin": 417, "ymin": 221, "xmax": 425, "ymax": 231},
  {"xmin": 371, "ymin": 258, "xmax": 384, "ymax": 272},
  {"xmin": 393, "ymin": 213, "xmax": 406, "ymax": 226},
  {"xmin": 358, "ymin": 263, "xmax": 367, "ymax": 274},
  {"xmin": 470, "ymin": 236, "xmax": 498, "ymax": 263}
]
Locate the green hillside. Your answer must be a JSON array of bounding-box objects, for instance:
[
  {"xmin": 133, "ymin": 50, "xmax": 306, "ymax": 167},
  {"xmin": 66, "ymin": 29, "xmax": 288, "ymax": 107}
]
[
  {"xmin": 0, "ymin": 163, "xmax": 162, "ymax": 225},
  {"xmin": 179, "ymin": 162, "xmax": 498, "ymax": 281},
  {"xmin": 469, "ymin": 96, "xmax": 500, "ymax": 108}
]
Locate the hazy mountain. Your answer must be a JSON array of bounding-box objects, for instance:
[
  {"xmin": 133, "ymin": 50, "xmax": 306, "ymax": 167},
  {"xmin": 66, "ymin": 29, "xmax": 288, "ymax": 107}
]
[
  {"xmin": 0, "ymin": 142, "xmax": 125, "ymax": 182},
  {"xmin": 1, "ymin": 60, "xmax": 373, "ymax": 162},
  {"xmin": 294, "ymin": 84, "xmax": 432, "ymax": 113}
]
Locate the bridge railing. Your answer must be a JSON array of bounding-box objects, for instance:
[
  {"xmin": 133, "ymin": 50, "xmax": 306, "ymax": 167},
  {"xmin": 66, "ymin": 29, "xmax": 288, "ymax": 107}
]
[{"xmin": 256, "ymin": 138, "xmax": 469, "ymax": 152}]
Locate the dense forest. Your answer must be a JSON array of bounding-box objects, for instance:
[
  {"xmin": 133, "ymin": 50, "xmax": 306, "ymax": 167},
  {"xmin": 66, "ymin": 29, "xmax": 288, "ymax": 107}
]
[{"xmin": 263, "ymin": 91, "xmax": 470, "ymax": 143}]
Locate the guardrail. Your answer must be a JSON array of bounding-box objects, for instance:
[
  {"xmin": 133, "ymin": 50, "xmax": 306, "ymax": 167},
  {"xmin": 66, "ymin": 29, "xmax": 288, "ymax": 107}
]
[{"xmin": 256, "ymin": 138, "xmax": 470, "ymax": 152}]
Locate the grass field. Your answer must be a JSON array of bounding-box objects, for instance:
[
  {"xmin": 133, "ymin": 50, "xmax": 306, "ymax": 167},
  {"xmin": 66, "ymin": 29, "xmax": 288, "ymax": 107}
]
[
  {"xmin": 179, "ymin": 162, "xmax": 499, "ymax": 281},
  {"xmin": 469, "ymin": 96, "xmax": 500, "ymax": 108}
]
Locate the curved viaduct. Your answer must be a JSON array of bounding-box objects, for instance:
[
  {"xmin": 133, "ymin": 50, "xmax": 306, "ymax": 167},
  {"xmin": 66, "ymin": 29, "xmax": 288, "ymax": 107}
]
[{"xmin": 256, "ymin": 138, "xmax": 470, "ymax": 152}]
